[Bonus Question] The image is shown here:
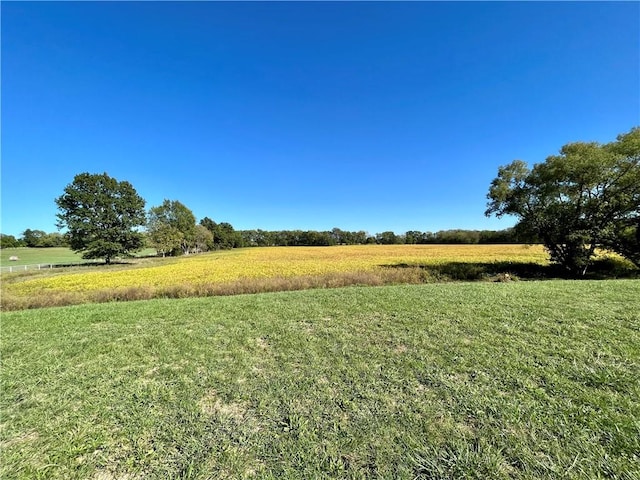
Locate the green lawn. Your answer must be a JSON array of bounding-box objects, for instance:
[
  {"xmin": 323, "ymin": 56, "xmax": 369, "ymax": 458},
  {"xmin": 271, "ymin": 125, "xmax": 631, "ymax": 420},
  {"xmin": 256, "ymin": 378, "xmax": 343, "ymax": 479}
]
[
  {"xmin": 2, "ymin": 281, "xmax": 638, "ymax": 479},
  {"xmin": 0, "ymin": 247, "xmax": 158, "ymax": 267},
  {"xmin": 0, "ymin": 247, "xmax": 85, "ymax": 267}
]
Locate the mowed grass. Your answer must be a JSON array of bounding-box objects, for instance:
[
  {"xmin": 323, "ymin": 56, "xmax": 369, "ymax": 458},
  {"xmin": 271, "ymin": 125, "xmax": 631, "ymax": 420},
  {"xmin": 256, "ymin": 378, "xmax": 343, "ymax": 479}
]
[
  {"xmin": 0, "ymin": 247, "xmax": 158, "ymax": 267},
  {"xmin": 2, "ymin": 281, "xmax": 638, "ymax": 479},
  {"xmin": 2, "ymin": 245, "xmax": 552, "ymax": 309},
  {"xmin": 0, "ymin": 248, "xmax": 86, "ymax": 267}
]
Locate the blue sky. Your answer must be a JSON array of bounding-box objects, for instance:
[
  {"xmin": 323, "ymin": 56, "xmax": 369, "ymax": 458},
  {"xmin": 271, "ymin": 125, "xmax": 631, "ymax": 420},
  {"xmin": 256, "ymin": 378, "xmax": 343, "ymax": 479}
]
[{"xmin": 2, "ymin": 1, "xmax": 639, "ymax": 238}]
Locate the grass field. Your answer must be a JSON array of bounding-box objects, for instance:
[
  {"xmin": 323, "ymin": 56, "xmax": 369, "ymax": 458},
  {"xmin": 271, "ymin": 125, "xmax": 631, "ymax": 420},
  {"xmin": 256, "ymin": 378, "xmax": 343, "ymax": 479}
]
[
  {"xmin": 0, "ymin": 247, "xmax": 86, "ymax": 267},
  {"xmin": 0, "ymin": 247, "xmax": 158, "ymax": 267},
  {"xmin": 2, "ymin": 245, "xmax": 556, "ymax": 310},
  {"xmin": 2, "ymin": 281, "xmax": 638, "ymax": 479}
]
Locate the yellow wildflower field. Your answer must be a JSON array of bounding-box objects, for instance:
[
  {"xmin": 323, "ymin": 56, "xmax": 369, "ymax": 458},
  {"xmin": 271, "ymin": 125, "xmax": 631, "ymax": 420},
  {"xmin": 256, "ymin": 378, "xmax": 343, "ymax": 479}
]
[{"xmin": 6, "ymin": 244, "xmax": 547, "ymax": 297}]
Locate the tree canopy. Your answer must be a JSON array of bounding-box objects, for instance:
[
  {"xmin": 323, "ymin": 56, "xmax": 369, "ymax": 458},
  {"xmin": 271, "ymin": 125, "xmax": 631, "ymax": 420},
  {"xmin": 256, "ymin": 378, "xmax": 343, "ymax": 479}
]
[
  {"xmin": 486, "ymin": 127, "xmax": 640, "ymax": 275},
  {"xmin": 200, "ymin": 217, "xmax": 243, "ymax": 250},
  {"xmin": 55, "ymin": 172, "xmax": 146, "ymax": 263},
  {"xmin": 147, "ymin": 200, "xmax": 197, "ymax": 256}
]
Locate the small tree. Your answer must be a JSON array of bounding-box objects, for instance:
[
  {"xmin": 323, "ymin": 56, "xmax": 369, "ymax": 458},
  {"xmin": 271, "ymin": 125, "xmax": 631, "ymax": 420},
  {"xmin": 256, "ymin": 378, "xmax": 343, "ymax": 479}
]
[
  {"xmin": 55, "ymin": 173, "xmax": 146, "ymax": 264},
  {"xmin": 486, "ymin": 127, "xmax": 640, "ymax": 275}
]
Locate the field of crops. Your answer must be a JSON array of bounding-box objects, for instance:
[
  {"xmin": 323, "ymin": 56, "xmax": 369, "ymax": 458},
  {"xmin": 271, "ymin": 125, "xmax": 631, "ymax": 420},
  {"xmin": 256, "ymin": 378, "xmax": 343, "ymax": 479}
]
[{"xmin": 2, "ymin": 245, "xmax": 548, "ymax": 306}]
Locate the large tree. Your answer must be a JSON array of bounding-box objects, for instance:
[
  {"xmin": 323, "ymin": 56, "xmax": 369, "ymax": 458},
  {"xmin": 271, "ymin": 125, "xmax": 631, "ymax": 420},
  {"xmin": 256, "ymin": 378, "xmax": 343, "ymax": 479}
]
[
  {"xmin": 56, "ymin": 173, "xmax": 146, "ymax": 264},
  {"xmin": 601, "ymin": 128, "xmax": 640, "ymax": 266},
  {"xmin": 486, "ymin": 127, "xmax": 640, "ymax": 275},
  {"xmin": 147, "ymin": 200, "xmax": 197, "ymax": 255}
]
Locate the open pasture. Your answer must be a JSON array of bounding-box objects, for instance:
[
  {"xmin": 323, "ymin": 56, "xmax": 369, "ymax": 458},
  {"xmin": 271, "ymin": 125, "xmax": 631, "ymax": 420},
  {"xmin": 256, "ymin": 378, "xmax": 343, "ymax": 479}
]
[
  {"xmin": 1, "ymin": 245, "xmax": 550, "ymax": 309},
  {"xmin": 0, "ymin": 247, "xmax": 158, "ymax": 268},
  {"xmin": 0, "ymin": 247, "xmax": 86, "ymax": 267},
  {"xmin": 2, "ymin": 281, "xmax": 639, "ymax": 479}
]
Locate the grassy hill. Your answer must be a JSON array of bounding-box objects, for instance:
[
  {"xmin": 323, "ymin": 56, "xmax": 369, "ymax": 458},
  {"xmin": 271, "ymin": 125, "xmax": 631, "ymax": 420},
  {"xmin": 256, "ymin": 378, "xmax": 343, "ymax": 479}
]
[
  {"xmin": 0, "ymin": 247, "xmax": 158, "ymax": 267},
  {"xmin": 2, "ymin": 281, "xmax": 638, "ymax": 479},
  {"xmin": 0, "ymin": 247, "xmax": 86, "ymax": 267}
]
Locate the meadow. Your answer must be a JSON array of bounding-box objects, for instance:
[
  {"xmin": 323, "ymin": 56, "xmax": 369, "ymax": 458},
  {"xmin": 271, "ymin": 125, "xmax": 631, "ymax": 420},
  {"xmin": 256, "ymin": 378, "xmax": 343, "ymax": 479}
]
[
  {"xmin": 2, "ymin": 281, "xmax": 638, "ymax": 479},
  {"xmin": 0, "ymin": 247, "xmax": 158, "ymax": 269},
  {"xmin": 2, "ymin": 244, "xmax": 554, "ymax": 310},
  {"xmin": 0, "ymin": 247, "xmax": 86, "ymax": 267}
]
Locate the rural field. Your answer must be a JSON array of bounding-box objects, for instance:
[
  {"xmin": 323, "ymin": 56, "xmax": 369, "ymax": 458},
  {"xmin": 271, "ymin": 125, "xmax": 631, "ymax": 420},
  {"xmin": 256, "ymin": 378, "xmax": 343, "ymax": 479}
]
[
  {"xmin": 0, "ymin": 247, "xmax": 86, "ymax": 268},
  {"xmin": 1, "ymin": 245, "xmax": 638, "ymax": 479},
  {"xmin": 1, "ymin": 280, "xmax": 639, "ymax": 479},
  {"xmin": 0, "ymin": 248, "xmax": 157, "ymax": 269},
  {"xmin": 2, "ymin": 244, "xmax": 554, "ymax": 310}
]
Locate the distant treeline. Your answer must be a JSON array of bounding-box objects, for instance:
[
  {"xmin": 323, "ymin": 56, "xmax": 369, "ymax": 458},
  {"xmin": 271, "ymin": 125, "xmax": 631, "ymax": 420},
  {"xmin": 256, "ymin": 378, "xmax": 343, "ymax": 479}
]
[
  {"xmin": 2, "ymin": 226, "xmax": 534, "ymax": 251},
  {"xmin": 0, "ymin": 230, "xmax": 69, "ymax": 249},
  {"xmin": 235, "ymin": 227, "xmax": 534, "ymax": 247}
]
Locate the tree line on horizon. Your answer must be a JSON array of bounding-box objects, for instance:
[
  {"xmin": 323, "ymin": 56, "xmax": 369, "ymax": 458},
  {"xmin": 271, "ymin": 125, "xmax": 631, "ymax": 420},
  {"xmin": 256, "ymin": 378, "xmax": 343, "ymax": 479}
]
[
  {"xmin": 4, "ymin": 126, "xmax": 637, "ymax": 275},
  {"xmin": 0, "ymin": 224, "xmax": 529, "ymax": 251}
]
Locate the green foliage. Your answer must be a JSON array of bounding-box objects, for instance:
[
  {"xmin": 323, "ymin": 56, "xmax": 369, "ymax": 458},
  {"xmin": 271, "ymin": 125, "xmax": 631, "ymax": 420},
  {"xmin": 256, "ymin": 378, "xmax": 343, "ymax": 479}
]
[
  {"xmin": 193, "ymin": 224, "xmax": 214, "ymax": 252},
  {"xmin": 236, "ymin": 228, "xmax": 526, "ymax": 247},
  {"xmin": 20, "ymin": 230, "xmax": 68, "ymax": 248},
  {"xmin": 55, "ymin": 173, "xmax": 146, "ymax": 264},
  {"xmin": 600, "ymin": 128, "xmax": 640, "ymax": 266},
  {"xmin": 147, "ymin": 223, "xmax": 183, "ymax": 257},
  {"xmin": 0, "ymin": 234, "xmax": 23, "ymax": 249},
  {"xmin": 487, "ymin": 127, "xmax": 640, "ymax": 275},
  {"xmin": 200, "ymin": 217, "xmax": 243, "ymax": 249},
  {"xmin": 21, "ymin": 229, "xmax": 47, "ymax": 247},
  {"xmin": 147, "ymin": 200, "xmax": 197, "ymax": 255},
  {"xmin": 376, "ymin": 231, "xmax": 402, "ymax": 244}
]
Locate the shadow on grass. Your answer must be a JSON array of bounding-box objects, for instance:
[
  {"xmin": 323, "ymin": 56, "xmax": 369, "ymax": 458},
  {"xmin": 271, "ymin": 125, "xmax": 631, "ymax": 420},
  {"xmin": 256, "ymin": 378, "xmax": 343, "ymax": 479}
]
[
  {"xmin": 51, "ymin": 260, "xmax": 135, "ymax": 268},
  {"xmin": 381, "ymin": 258, "xmax": 639, "ymax": 281}
]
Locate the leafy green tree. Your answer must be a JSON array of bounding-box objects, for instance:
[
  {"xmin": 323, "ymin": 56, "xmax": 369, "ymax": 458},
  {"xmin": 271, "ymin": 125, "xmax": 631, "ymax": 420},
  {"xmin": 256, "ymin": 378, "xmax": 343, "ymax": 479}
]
[
  {"xmin": 20, "ymin": 229, "xmax": 69, "ymax": 247},
  {"xmin": 148, "ymin": 223, "xmax": 183, "ymax": 257},
  {"xmin": 600, "ymin": 128, "xmax": 640, "ymax": 267},
  {"xmin": 200, "ymin": 218, "xmax": 242, "ymax": 249},
  {"xmin": 0, "ymin": 234, "xmax": 22, "ymax": 249},
  {"xmin": 376, "ymin": 231, "xmax": 401, "ymax": 245},
  {"xmin": 39, "ymin": 232, "xmax": 68, "ymax": 247},
  {"xmin": 486, "ymin": 127, "xmax": 640, "ymax": 275},
  {"xmin": 55, "ymin": 173, "xmax": 146, "ymax": 264},
  {"xmin": 194, "ymin": 224, "xmax": 214, "ymax": 253},
  {"xmin": 147, "ymin": 200, "xmax": 197, "ymax": 255},
  {"xmin": 21, "ymin": 229, "xmax": 47, "ymax": 247}
]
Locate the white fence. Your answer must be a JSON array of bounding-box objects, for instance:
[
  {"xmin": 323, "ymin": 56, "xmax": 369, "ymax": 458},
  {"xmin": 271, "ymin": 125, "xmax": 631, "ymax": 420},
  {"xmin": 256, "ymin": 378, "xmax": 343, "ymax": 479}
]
[
  {"xmin": 0, "ymin": 262, "xmax": 98, "ymax": 274},
  {"xmin": 1, "ymin": 263, "xmax": 58, "ymax": 274}
]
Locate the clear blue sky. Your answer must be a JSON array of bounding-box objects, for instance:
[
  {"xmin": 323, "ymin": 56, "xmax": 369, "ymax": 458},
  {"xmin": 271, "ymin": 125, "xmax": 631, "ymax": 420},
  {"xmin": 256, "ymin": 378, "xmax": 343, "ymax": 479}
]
[{"xmin": 2, "ymin": 1, "xmax": 639, "ymax": 238}]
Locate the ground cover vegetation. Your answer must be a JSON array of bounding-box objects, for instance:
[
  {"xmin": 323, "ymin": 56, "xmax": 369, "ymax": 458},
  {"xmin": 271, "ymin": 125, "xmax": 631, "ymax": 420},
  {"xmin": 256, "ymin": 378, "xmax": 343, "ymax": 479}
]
[
  {"xmin": 0, "ymin": 247, "xmax": 85, "ymax": 267},
  {"xmin": 0, "ymin": 248, "xmax": 158, "ymax": 270},
  {"xmin": 0, "ymin": 244, "xmax": 547, "ymax": 310},
  {"xmin": 2, "ymin": 244, "xmax": 635, "ymax": 311},
  {"xmin": 2, "ymin": 281, "xmax": 638, "ymax": 479}
]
